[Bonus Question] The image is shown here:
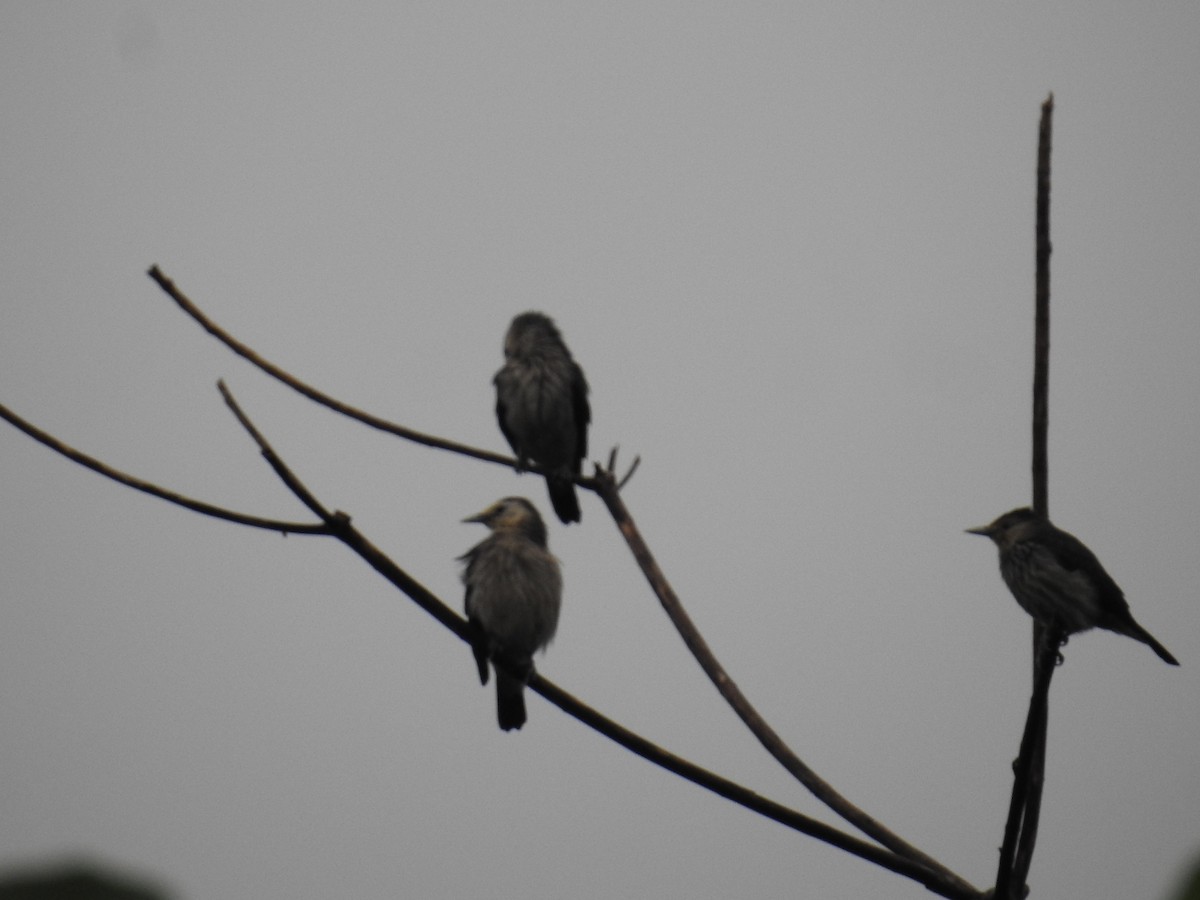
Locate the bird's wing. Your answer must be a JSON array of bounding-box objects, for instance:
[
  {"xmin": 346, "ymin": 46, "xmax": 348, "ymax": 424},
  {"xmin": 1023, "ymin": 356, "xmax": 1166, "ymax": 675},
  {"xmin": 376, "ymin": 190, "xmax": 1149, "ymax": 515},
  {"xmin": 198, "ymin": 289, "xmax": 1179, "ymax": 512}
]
[
  {"xmin": 571, "ymin": 362, "xmax": 590, "ymax": 467},
  {"xmin": 493, "ymin": 369, "xmax": 520, "ymax": 455},
  {"xmin": 460, "ymin": 549, "xmax": 492, "ymax": 685},
  {"xmin": 1041, "ymin": 527, "xmax": 1126, "ymax": 600}
]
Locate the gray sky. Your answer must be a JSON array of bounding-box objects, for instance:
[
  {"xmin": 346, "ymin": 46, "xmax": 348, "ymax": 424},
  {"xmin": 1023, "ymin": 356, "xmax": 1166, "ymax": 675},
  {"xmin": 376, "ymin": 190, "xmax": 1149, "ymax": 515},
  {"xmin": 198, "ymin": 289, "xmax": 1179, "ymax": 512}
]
[{"xmin": 2, "ymin": 4, "xmax": 1198, "ymax": 899}]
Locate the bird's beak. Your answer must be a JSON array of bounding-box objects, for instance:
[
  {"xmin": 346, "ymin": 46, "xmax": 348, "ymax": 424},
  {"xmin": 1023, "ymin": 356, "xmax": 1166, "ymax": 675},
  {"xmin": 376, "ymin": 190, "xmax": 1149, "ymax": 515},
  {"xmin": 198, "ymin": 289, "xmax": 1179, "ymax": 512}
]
[
  {"xmin": 964, "ymin": 524, "xmax": 993, "ymax": 537},
  {"xmin": 463, "ymin": 505, "xmax": 497, "ymax": 525}
]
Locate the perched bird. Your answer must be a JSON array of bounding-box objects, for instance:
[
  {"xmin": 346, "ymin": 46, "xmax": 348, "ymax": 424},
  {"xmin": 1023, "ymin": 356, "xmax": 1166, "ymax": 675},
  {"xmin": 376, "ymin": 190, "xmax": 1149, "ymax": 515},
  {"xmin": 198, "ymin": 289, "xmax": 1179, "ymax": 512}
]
[
  {"xmin": 494, "ymin": 312, "xmax": 590, "ymax": 524},
  {"xmin": 966, "ymin": 507, "xmax": 1178, "ymax": 665},
  {"xmin": 460, "ymin": 497, "xmax": 563, "ymax": 730}
]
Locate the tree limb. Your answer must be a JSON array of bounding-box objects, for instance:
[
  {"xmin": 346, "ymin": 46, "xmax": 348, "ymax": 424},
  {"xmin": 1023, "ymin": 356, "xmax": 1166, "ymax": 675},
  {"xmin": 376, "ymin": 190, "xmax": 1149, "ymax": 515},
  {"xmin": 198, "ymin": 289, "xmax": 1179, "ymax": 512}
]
[
  {"xmin": 213, "ymin": 380, "xmax": 983, "ymax": 900},
  {"xmin": 148, "ymin": 265, "xmax": 517, "ymax": 470},
  {"xmin": 994, "ymin": 629, "xmax": 1060, "ymax": 900},
  {"xmin": 0, "ymin": 400, "xmax": 327, "ymax": 535},
  {"xmin": 994, "ymin": 90, "xmax": 1056, "ymax": 900},
  {"xmin": 1032, "ymin": 92, "xmax": 1053, "ymax": 521},
  {"xmin": 145, "ymin": 266, "xmax": 978, "ymax": 897},
  {"xmin": 591, "ymin": 465, "xmax": 978, "ymax": 897}
]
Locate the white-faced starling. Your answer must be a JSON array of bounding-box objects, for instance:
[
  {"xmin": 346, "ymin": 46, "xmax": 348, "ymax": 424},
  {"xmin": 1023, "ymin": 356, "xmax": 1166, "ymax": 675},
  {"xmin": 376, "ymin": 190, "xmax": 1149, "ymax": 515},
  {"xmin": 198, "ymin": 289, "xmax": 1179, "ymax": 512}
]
[
  {"xmin": 460, "ymin": 497, "xmax": 563, "ymax": 730},
  {"xmin": 494, "ymin": 312, "xmax": 590, "ymax": 524},
  {"xmin": 967, "ymin": 507, "xmax": 1178, "ymax": 665}
]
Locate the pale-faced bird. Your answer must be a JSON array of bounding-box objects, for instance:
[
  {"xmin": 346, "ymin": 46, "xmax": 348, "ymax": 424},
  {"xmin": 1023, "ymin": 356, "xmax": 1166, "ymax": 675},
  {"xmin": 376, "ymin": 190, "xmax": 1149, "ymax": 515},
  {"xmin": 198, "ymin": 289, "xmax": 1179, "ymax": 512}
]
[{"xmin": 460, "ymin": 497, "xmax": 563, "ymax": 730}]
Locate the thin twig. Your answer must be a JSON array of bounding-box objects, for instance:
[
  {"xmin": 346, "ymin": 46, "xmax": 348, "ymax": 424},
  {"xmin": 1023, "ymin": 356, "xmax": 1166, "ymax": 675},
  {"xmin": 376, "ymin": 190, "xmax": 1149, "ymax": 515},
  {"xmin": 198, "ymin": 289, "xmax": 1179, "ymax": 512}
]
[
  {"xmin": 591, "ymin": 466, "xmax": 979, "ymax": 897},
  {"xmin": 148, "ymin": 266, "xmax": 518, "ymax": 470},
  {"xmin": 0, "ymin": 400, "xmax": 328, "ymax": 535},
  {"xmin": 1022, "ymin": 91, "xmax": 1055, "ymax": 889},
  {"xmin": 995, "ymin": 629, "xmax": 1061, "ymax": 900},
  {"xmin": 616, "ymin": 455, "xmax": 640, "ymax": 490},
  {"xmin": 215, "ymin": 381, "xmax": 471, "ymax": 639},
  {"xmin": 215, "ymin": 382, "xmax": 981, "ymax": 900},
  {"xmin": 1032, "ymin": 92, "xmax": 1053, "ymax": 520},
  {"xmin": 1012, "ymin": 673, "xmax": 1049, "ymax": 887},
  {"xmin": 598, "ymin": 446, "xmax": 642, "ymax": 492},
  {"xmin": 217, "ymin": 379, "xmax": 338, "ymax": 525},
  {"xmin": 146, "ymin": 266, "xmax": 979, "ymax": 896}
]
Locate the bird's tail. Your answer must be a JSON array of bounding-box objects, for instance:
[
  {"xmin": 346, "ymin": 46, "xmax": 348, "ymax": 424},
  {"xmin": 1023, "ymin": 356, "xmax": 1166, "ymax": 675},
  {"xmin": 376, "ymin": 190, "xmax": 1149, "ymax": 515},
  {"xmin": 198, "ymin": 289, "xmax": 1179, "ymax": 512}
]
[
  {"xmin": 1120, "ymin": 618, "xmax": 1180, "ymax": 666},
  {"xmin": 496, "ymin": 670, "xmax": 528, "ymax": 731},
  {"xmin": 547, "ymin": 475, "xmax": 580, "ymax": 524}
]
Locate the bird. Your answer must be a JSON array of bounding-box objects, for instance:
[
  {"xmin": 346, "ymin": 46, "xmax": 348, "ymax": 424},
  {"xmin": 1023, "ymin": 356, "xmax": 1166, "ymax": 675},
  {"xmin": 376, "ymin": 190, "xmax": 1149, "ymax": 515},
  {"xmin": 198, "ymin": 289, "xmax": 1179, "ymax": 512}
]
[
  {"xmin": 494, "ymin": 311, "xmax": 590, "ymax": 524},
  {"xmin": 459, "ymin": 497, "xmax": 563, "ymax": 730},
  {"xmin": 966, "ymin": 507, "xmax": 1178, "ymax": 665}
]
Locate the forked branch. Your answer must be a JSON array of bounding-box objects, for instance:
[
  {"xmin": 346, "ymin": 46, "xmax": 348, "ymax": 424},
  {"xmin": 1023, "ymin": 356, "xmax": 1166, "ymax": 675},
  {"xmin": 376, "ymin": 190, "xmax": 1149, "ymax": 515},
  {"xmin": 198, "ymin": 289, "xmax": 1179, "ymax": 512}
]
[
  {"xmin": 2, "ymin": 378, "xmax": 969, "ymax": 893},
  {"xmin": 591, "ymin": 464, "xmax": 978, "ymax": 896},
  {"xmin": 0, "ymin": 400, "xmax": 327, "ymax": 535},
  {"xmin": 146, "ymin": 267, "xmax": 979, "ymax": 898},
  {"xmin": 212, "ymin": 381, "xmax": 979, "ymax": 900},
  {"xmin": 149, "ymin": 266, "xmax": 516, "ymax": 470}
]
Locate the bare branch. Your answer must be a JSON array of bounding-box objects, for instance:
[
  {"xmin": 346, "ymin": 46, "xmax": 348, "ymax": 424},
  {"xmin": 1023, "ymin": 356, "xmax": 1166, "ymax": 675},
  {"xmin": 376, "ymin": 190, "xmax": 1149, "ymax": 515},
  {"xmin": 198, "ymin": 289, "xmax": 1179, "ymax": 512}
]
[
  {"xmin": 534, "ymin": 672, "xmax": 980, "ymax": 900},
  {"xmin": 994, "ymin": 91, "xmax": 1056, "ymax": 900},
  {"xmin": 592, "ymin": 446, "xmax": 641, "ymax": 492},
  {"xmin": 995, "ymin": 628, "xmax": 1061, "ymax": 900},
  {"xmin": 148, "ymin": 265, "xmax": 517, "ymax": 470},
  {"xmin": 1032, "ymin": 92, "xmax": 1053, "ymax": 520},
  {"xmin": 217, "ymin": 379, "xmax": 339, "ymax": 526},
  {"xmin": 1012, "ymin": 645, "xmax": 1052, "ymax": 886},
  {"xmin": 590, "ymin": 466, "xmax": 978, "ymax": 897},
  {"xmin": 0, "ymin": 400, "xmax": 327, "ymax": 535},
  {"xmin": 143, "ymin": 266, "xmax": 979, "ymax": 895},
  {"xmin": 617, "ymin": 454, "xmax": 641, "ymax": 490},
  {"xmin": 214, "ymin": 382, "xmax": 982, "ymax": 900}
]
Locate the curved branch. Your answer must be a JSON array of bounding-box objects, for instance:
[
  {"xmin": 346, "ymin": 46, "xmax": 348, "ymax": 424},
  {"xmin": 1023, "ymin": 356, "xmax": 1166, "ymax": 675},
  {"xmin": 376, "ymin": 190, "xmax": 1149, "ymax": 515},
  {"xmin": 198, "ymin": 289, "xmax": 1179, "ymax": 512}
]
[
  {"xmin": 534, "ymin": 672, "xmax": 978, "ymax": 900},
  {"xmin": 148, "ymin": 266, "xmax": 516, "ymax": 470},
  {"xmin": 144, "ymin": 267, "xmax": 977, "ymax": 897},
  {"xmin": 0, "ymin": 400, "xmax": 327, "ymax": 535},
  {"xmin": 217, "ymin": 382, "xmax": 982, "ymax": 900},
  {"xmin": 591, "ymin": 466, "xmax": 977, "ymax": 896},
  {"xmin": 217, "ymin": 380, "xmax": 338, "ymax": 526}
]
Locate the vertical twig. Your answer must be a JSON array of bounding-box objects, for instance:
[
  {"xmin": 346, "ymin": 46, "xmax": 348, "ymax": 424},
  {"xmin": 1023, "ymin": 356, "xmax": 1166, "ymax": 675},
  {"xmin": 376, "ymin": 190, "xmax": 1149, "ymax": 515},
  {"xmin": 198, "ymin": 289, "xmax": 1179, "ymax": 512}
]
[
  {"xmin": 1017, "ymin": 89, "xmax": 1056, "ymax": 897},
  {"xmin": 995, "ymin": 91, "xmax": 1055, "ymax": 900},
  {"xmin": 1032, "ymin": 93, "xmax": 1053, "ymax": 519},
  {"xmin": 1011, "ymin": 691, "xmax": 1049, "ymax": 886},
  {"xmin": 995, "ymin": 629, "xmax": 1061, "ymax": 900}
]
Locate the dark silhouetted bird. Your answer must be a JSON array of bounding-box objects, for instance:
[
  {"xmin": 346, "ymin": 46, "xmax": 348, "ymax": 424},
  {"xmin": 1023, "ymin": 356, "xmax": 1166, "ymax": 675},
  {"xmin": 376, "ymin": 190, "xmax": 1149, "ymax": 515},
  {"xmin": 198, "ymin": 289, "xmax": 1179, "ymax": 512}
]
[
  {"xmin": 967, "ymin": 507, "xmax": 1178, "ymax": 665},
  {"xmin": 494, "ymin": 312, "xmax": 590, "ymax": 524},
  {"xmin": 460, "ymin": 497, "xmax": 563, "ymax": 730}
]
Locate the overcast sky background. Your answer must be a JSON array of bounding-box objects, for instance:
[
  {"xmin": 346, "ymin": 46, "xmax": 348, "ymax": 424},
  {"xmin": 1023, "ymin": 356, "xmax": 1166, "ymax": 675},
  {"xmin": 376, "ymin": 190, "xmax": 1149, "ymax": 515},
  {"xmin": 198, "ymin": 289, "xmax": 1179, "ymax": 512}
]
[{"xmin": 2, "ymin": 4, "xmax": 1198, "ymax": 899}]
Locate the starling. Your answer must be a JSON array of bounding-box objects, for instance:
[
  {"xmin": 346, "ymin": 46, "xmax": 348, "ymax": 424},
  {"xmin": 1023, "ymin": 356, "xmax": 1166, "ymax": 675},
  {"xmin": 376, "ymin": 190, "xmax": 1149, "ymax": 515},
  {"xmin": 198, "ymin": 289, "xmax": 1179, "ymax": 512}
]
[
  {"xmin": 460, "ymin": 497, "xmax": 563, "ymax": 730},
  {"xmin": 494, "ymin": 312, "xmax": 590, "ymax": 524},
  {"xmin": 967, "ymin": 507, "xmax": 1178, "ymax": 665}
]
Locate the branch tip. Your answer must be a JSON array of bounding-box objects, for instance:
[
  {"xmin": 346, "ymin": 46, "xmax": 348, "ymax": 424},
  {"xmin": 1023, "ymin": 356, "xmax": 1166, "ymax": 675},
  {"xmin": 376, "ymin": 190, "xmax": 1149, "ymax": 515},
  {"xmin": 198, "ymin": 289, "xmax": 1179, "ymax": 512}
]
[
  {"xmin": 617, "ymin": 454, "xmax": 641, "ymax": 491},
  {"xmin": 0, "ymin": 400, "xmax": 327, "ymax": 535}
]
